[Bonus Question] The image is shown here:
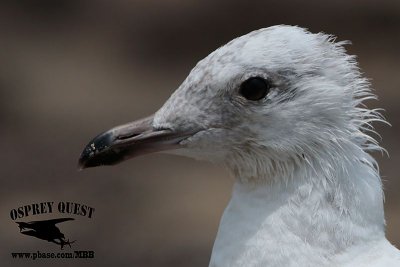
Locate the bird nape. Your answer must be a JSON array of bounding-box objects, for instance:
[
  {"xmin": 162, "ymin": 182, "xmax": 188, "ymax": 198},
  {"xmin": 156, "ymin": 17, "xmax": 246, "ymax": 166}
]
[{"xmin": 79, "ymin": 25, "xmax": 400, "ymax": 266}]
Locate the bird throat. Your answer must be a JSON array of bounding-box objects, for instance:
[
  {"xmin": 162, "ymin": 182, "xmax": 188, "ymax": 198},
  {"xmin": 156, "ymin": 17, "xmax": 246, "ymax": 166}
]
[{"xmin": 212, "ymin": 150, "xmax": 385, "ymax": 266}]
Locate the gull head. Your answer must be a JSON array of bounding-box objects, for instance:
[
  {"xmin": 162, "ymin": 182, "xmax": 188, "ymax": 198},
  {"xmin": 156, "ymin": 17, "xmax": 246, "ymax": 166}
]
[{"xmin": 79, "ymin": 25, "xmax": 382, "ymax": 182}]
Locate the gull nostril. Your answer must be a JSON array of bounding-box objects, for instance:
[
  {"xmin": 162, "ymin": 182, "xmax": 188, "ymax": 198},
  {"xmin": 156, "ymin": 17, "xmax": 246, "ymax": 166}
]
[
  {"xmin": 153, "ymin": 126, "xmax": 173, "ymax": 132},
  {"xmin": 117, "ymin": 127, "xmax": 172, "ymax": 140},
  {"xmin": 117, "ymin": 132, "xmax": 142, "ymax": 140}
]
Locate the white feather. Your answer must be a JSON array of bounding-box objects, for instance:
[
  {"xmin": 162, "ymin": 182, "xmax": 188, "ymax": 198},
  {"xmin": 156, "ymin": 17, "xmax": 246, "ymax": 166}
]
[{"xmin": 153, "ymin": 25, "xmax": 400, "ymax": 266}]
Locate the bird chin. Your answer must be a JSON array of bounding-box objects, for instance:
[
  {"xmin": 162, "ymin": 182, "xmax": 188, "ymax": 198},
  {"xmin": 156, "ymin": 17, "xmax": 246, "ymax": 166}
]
[{"xmin": 162, "ymin": 147, "xmax": 227, "ymax": 163}]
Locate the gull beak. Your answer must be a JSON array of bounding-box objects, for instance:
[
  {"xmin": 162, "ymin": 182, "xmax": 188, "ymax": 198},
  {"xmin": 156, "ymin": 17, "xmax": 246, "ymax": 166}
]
[{"xmin": 78, "ymin": 115, "xmax": 195, "ymax": 169}]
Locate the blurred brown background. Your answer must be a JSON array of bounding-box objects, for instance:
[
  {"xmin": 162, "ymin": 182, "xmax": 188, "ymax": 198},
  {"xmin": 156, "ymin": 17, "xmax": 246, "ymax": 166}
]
[{"xmin": 0, "ymin": 0, "xmax": 399, "ymax": 266}]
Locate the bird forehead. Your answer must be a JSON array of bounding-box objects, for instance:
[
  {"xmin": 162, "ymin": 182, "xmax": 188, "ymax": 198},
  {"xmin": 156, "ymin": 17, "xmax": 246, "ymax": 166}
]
[
  {"xmin": 190, "ymin": 48, "xmax": 243, "ymax": 85},
  {"xmin": 158, "ymin": 26, "xmax": 340, "ymax": 124},
  {"xmin": 190, "ymin": 26, "xmax": 326, "ymax": 82}
]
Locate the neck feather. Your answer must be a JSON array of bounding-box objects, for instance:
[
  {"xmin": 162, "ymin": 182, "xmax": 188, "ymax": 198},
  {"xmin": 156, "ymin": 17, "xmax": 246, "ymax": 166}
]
[{"xmin": 212, "ymin": 141, "xmax": 385, "ymax": 266}]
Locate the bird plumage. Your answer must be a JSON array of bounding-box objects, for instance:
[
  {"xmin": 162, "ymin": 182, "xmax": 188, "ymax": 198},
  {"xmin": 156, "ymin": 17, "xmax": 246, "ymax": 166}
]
[
  {"xmin": 158, "ymin": 25, "xmax": 400, "ymax": 266},
  {"xmin": 80, "ymin": 25, "xmax": 400, "ymax": 266}
]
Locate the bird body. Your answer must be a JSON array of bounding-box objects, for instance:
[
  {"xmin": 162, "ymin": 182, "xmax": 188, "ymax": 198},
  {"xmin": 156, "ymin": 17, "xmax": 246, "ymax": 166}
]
[
  {"xmin": 80, "ymin": 25, "xmax": 400, "ymax": 266},
  {"xmin": 211, "ymin": 175, "xmax": 397, "ymax": 267}
]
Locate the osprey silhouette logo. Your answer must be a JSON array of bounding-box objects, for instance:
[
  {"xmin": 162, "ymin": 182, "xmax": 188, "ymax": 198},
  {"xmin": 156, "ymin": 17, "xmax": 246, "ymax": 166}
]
[
  {"xmin": 16, "ymin": 218, "xmax": 75, "ymax": 249},
  {"xmin": 10, "ymin": 201, "xmax": 95, "ymax": 250}
]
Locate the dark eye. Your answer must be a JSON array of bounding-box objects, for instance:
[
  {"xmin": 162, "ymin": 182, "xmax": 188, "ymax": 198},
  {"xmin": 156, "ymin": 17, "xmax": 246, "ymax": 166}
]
[{"xmin": 239, "ymin": 77, "xmax": 271, "ymax": 101}]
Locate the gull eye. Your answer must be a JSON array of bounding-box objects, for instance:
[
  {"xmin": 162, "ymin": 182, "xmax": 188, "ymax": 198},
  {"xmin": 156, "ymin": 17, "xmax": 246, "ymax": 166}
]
[{"xmin": 239, "ymin": 77, "xmax": 271, "ymax": 101}]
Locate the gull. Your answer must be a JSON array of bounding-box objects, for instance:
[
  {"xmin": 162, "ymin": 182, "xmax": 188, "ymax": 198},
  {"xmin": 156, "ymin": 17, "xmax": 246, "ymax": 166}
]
[{"xmin": 79, "ymin": 25, "xmax": 400, "ymax": 266}]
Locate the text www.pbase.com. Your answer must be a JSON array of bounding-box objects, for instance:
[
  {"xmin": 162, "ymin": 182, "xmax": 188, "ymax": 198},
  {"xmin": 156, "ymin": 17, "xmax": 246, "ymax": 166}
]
[{"xmin": 11, "ymin": 250, "xmax": 94, "ymax": 260}]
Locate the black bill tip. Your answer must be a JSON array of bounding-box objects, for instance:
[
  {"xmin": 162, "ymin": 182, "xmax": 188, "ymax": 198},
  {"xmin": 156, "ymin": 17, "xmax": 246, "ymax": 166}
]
[{"xmin": 78, "ymin": 131, "xmax": 124, "ymax": 169}]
